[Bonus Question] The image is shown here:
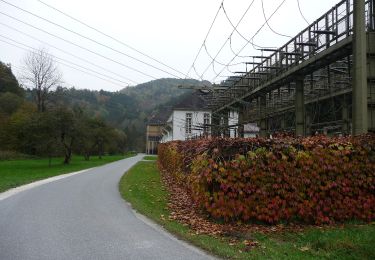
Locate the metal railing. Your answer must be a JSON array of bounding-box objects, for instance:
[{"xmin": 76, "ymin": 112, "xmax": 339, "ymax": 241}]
[{"xmin": 215, "ymin": 0, "xmax": 373, "ymax": 111}]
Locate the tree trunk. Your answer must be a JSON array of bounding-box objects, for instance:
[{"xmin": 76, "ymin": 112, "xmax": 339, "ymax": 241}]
[
  {"xmin": 63, "ymin": 148, "xmax": 72, "ymax": 164},
  {"xmin": 48, "ymin": 154, "xmax": 52, "ymax": 168}
]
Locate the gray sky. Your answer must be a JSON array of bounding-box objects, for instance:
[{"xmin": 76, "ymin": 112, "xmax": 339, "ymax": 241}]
[{"xmin": 0, "ymin": 0, "xmax": 339, "ymax": 91}]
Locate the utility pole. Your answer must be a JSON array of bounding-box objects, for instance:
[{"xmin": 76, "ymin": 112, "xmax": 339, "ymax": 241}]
[{"xmin": 352, "ymin": 0, "xmax": 368, "ymax": 135}]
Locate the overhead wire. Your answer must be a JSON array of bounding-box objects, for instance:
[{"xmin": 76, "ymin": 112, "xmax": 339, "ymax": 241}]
[
  {"xmin": 36, "ymin": 0, "xmax": 187, "ymax": 78},
  {"xmin": 221, "ymin": 1, "xmax": 267, "ymax": 51},
  {"xmin": 0, "ymin": 35, "xmax": 130, "ymax": 88},
  {"xmin": 0, "ymin": 11, "xmax": 157, "ymax": 79},
  {"xmin": 185, "ymin": 0, "xmax": 224, "ymax": 80},
  {"xmin": 0, "ymin": 0, "xmax": 182, "ymax": 79},
  {"xmin": 198, "ymin": 0, "xmax": 257, "ymax": 80},
  {"xmin": 211, "ymin": 0, "xmax": 289, "ymax": 82},
  {"xmin": 0, "ymin": 22, "xmax": 138, "ymax": 85},
  {"xmin": 296, "ymin": 0, "xmax": 310, "ymax": 25},
  {"xmin": 260, "ymin": 0, "xmax": 292, "ymax": 39}
]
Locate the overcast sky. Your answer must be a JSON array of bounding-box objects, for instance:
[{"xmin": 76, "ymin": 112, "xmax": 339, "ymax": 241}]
[{"xmin": 0, "ymin": 0, "xmax": 339, "ymax": 91}]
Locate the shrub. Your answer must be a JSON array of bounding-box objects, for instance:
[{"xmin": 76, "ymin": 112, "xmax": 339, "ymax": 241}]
[{"xmin": 158, "ymin": 135, "xmax": 375, "ymax": 224}]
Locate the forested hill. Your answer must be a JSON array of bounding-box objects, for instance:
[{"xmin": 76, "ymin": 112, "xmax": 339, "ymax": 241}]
[
  {"xmin": 44, "ymin": 78, "xmax": 200, "ymax": 151},
  {"xmin": 120, "ymin": 78, "xmax": 199, "ymax": 111},
  {"xmin": 2, "ymin": 70, "xmax": 204, "ymax": 153}
]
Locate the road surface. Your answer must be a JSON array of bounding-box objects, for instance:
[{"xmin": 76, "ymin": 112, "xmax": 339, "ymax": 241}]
[{"xmin": 0, "ymin": 155, "xmax": 213, "ymax": 260}]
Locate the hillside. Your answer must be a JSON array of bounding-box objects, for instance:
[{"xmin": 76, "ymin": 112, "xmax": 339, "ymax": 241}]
[{"xmin": 46, "ymin": 78, "xmax": 203, "ymax": 151}]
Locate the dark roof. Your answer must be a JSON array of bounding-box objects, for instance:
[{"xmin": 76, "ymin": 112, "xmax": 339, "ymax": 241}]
[
  {"xmin": 173, "ymin": 91, "xmax": 210, "ymax": 111},
  {"xmin": 148, "ymin": 107, "xmax": 172, "ymax": 125}
]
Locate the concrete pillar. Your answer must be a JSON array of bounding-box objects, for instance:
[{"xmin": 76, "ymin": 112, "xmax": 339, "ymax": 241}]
[
  {"xmin": 211, "ymin": 115, "xmax": 220, "ymax": 137},
  {"xmin": 368, "ymin": 31, "xmax": 375, "ymax": 131},
  {"xmin": 259, "ymin": 95, "xmax": 267, "ymax": 137},
  {"xmin": 224, "ymin": 111, "xmax": 229, "ymax": 137},
  {"xmin": 280, "ymin": 115, "xmax": 286, "ymax": 130},
  {"xmin": 342, "ymin": 97, "xmax": 349, "ymax": 134},
  {"xmin": 238, "ymin": 109, "xmax": 244, "ymax": 138},
  {"xmin": 352, "ymin": 0, "xmax": 368, "ymax": 135},
  {"xmin": 295, "ymin": 78, "xmax": 305, "ymax": 136},
  {"xmin": 306, "ymin": 114, "xmax": 311, "ymax": 136}
]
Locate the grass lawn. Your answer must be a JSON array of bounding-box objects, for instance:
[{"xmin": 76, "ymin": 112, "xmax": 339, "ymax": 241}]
[
  {"xmin": 0, "ymin": 153, "xmax": 135, "ymax": 193},
  {"xmin": 143, "ymin": 155, "xmax": 157, "ymax": 161},
  {"xmin": 119, "ymin": 161, "xmax": 375, "ymax": 259}
]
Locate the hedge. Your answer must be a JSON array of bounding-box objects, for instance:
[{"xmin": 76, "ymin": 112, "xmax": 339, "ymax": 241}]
[{"xmin": 158, "ymin": 135, "xmax": 375, "ymax": 224}]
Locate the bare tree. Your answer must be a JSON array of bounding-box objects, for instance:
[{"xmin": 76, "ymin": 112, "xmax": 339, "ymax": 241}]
[{"xmin": 22, "ymin": 48, "xmax": 62, "ymax": 112}]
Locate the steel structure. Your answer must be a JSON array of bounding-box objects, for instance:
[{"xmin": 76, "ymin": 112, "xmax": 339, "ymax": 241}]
[{"xmin": 210, "ymin": 0, "xmax": 375, "ymax": 137}]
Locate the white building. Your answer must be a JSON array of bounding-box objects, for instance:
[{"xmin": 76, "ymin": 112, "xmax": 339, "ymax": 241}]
[
  {"xmin": 243, "ymin": 123, "xmax": 260, "ymax": 138},
  {"xmin": 161, "ymin": 92, "xmax": 211, "ymax": 142},
  {"xmin": 228, "ymin": 110, "xmax": 239, "ymax": 138}
]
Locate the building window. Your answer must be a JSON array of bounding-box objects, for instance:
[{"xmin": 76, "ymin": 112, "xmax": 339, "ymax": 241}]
[
  {"xmin": 185, "ymin": 113, "xmax": 192, "ymax": 134},
  {"xmin": 203, "ymin": 113, "xmax": 210, "ymax": 134}
]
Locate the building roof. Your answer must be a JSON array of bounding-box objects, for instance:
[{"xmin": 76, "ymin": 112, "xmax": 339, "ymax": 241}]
[
  {"xmin": 148, "ymin": 107, "xmax": 172, "ymax": 126},
  {"xmin": 173, "ymin": 91, "xmax": 211, "ymax": 111}
]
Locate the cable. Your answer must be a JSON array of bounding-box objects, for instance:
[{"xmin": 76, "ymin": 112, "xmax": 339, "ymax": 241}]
[
  {"xmin": 211, "ymin": 0, "xmax": 289, "ymax": 82},
  {"xmin": 260, "ymin": 0, "xmax": 292, "ymax": 38},
  {"xmin": 0, "ymin": 22, "xmax": 138, "ymax": 85},
  {"xmin": 0, "ymin": 36, "xmax": 129, "ymax": 88},
  {"xmin": 296, "ymin": 0, "xmax": 309, "ymax": 25},
  {"xmin": 0, "ymin": 0, "xmax": 182, "ymax": 79},
  {"xmin": 203, "ymin": 42, "xmax": 230, "ymax": 67},
  {"xmin": 0, "ymin": 11, "xmax": 157, "ymax": 80},
  {"xmin": 222, "ymin": 1, "xmax": 266, "ymax": 51},
  {"xmin": 37, "ymin": 0, "xmax": 187, "ymax": 78},
  {"xmin": 199, "ymin": 0, "xmax": 257, "ymax": 79},
  {"xmin": 185, "ymin": 1, "xmax": 224, "ymax": 80}
]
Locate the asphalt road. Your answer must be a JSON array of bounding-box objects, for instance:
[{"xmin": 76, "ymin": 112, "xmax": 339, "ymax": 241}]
[{"xmin": 0, "ymin": 155, "xmax": 213, "ymax": 260}]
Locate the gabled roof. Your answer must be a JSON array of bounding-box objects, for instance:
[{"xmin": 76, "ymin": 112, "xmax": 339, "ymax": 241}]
[
  {"xmin": 173, "ymin": 91, "xmax": 210, "ymax": 111},
  {"xmin": 148, "ymin": 107, "xmax": 172, "ymax": 125}
]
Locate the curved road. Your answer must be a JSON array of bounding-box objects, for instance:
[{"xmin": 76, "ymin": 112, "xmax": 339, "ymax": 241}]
[{"xmin": 0, "ymin": 155, "xmax": 213, "ymax": 260}]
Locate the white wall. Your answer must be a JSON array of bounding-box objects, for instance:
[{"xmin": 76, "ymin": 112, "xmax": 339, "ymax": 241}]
[
  {"xmin": 172, "ymin": 110, "xmax": 211, "ymax": 141},
  {"xmin": 228, "ymin": 110, "xmax": 239, "ymax": 138}
]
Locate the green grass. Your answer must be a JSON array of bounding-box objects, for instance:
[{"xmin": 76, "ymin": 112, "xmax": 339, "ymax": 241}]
[
  {"xmin": 143, "ymin": 155, "xmax": 157, "ymax": 161},
  {"xmin": 119, "ymin": 161, "xmax": 375, "ymax": 259},
  {"xmin": 0, "ymin": 154, "xmax": 135, "ymax": 193}
]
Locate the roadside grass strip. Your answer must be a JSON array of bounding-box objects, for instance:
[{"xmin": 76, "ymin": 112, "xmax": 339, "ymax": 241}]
[
  {"xmin": 0, "ymin": 154, "xmax": 135, "ymax": 193},
  {"xmin": 142, "ymin": 155, "xmax": 158, "ymax": 161}
]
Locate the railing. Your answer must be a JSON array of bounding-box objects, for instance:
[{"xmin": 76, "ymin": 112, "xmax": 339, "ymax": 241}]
[{"xmin": 216, "ymin": 0, "xmax": 374, "ymax": 111}]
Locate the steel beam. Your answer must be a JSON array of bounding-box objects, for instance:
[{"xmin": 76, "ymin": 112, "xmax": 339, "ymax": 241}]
[{"xmin": 352, "ymin": 0, "xmax": 368, "ymax": 135}]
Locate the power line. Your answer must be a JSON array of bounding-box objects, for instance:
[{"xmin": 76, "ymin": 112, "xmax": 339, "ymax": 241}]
[
  {"xmin": 211, "ymin": 0, "xmax": 289, "ymax": 82},
  {"xmin": 198, "ymin": 0, "xmax": 257, "ymax": 80},
  {"xmin": 185, "ymin": 0, "xmax": 224, "ymax": 80},
  {"xmin": 221, "ymin": 1, "xmax": 265, "ymax": 51},
  {"xmin": 260, "ymin": 0, "xmax": 292, "ymax": 38},
  {"xmin": 0, "ymin": 36, "xmax": 130, "ymax": 89},
  {"xmin": 36, "ymin": 0, "xmax": 187, "ymax": 78},
  {"xmin": 296, "ymin": 0, "xmax": 310, "ymax": 25},
  {"xmin": 0, "ymin": 22, "xmax": 138, "ymax": 85},
  {"xmin": 0, "ymin": 11, "xmax": 157, "ymax": 79},
  {"xmin": 0, "ymin": 0, "xmax": 182, "ymax": 79}
]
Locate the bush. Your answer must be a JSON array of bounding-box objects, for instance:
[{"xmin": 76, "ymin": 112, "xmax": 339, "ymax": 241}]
[
  {"xmin": 158, "ymin": 135, "xmax": 375, "ymax": 224},
  {"xmin": 0, "ymin": 150, "xmax": 37, "ymax": 160}
]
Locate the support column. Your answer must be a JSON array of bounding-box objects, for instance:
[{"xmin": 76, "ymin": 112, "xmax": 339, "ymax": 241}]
[
  {"xmin": 342, "ymin": 97, "xmax": 349, "ymax": 134},
  {"xmin": 238, "ymin": 108, "xmax": 244, "ymax": 138},
  {"xmin": 352, "ymin": 0, "xmax": 368, "ymax": 135},
  {"xmin": 259, "ymin": 95, "xmax": 267, "ymax": 137},
  {"xmin": 223, "ymin": 111, "xmax": 229, "ymax": 137},
  {"xmin": 280, "ymin": 114, "xmax": 286, "ymax": 130},
  {"xmin": 212, "ymin": 114, "xmax": 220, "ymax": 137},
  {"xmin": 306, "ymin": 114, "xmax": 311, "ymax": 136},
  {"xmin": 295, "ymin": 78, "xmax": 305, "ymax": 136}
]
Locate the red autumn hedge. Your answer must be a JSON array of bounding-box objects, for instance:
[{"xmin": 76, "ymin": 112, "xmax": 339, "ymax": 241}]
[{"xmin": 158, "ymin": 135, "xmax": 375, "ymax": 224}]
